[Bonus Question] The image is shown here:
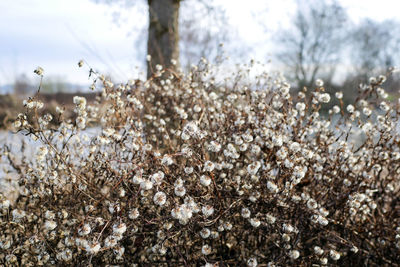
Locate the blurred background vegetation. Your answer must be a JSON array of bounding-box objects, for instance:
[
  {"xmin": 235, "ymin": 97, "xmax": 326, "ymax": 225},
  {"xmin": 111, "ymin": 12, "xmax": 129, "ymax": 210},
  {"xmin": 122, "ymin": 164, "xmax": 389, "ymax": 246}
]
[{"xmin": 1, "ymin": 0, "xmax": 400, "ymax": 128}]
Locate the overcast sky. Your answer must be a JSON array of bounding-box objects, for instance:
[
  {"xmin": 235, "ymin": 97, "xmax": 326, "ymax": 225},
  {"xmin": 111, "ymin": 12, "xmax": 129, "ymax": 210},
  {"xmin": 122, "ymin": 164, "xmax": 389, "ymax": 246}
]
[{"xmin": 1, "ymin": 0, "xmax": 399, "ymax": 88}]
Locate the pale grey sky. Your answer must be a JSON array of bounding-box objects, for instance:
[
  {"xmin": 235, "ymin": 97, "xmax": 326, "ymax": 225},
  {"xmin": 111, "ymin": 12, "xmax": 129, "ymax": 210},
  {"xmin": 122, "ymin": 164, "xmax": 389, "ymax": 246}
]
[{"xmin": 1, "ymin": 0, "xmax": 399, "ymax": 87}]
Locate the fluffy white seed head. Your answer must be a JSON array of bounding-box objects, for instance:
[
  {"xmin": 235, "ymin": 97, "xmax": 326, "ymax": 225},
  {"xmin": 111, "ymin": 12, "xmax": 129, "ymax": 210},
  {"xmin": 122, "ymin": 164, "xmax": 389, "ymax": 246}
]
[
  {"xmin": 289, "ymin": 250, "xmax": 300, "ymax": 259},
  {"xmin": 330, "ymin": 250, "xmax": 340, "ymax": 261},
  {"xmin": 153, "ymin": 191, "xmax": 167, "ymax": 206}
]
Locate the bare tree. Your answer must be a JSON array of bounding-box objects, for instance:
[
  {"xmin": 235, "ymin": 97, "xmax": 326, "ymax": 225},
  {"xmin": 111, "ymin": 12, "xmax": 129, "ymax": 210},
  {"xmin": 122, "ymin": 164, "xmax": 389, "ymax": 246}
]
[
  {"xmin": 275, "ymin": 0, "xmax": 348, "ymax": 89},
  {"xmin": 339, "ymin": 19, "xmax": 400, "ymax": 95},
  {"xmin": 147, "ymin": 0, "xmax": 180, "ymax": 77},
  {"xmin": 92, "ymin": 0, "xmax": 232, "ymax": 77},
  {"xmin": 91, "ymin": 0, "xmax": 180, "ymax": 78},
  {"xmin": 349, "ymin": 19, "xmax": 400, "ymax": 78},
  {"xmin": 179, "ymin": 0, "xmax": 230, "ymax": 69}
]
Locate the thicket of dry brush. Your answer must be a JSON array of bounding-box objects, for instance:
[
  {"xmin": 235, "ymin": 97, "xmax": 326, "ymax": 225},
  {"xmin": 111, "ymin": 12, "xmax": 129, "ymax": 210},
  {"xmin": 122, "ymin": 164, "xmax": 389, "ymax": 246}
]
[{"xmin": 0, "ymin": 60, "xmax": 400, "ymax": 266}]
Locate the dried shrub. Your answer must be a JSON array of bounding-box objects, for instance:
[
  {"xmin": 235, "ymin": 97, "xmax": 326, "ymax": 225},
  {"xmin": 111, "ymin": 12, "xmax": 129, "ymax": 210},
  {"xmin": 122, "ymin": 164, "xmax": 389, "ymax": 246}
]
[{"xmin": 0, "ymin": 61, "xmax": 399, "ymax": 266}]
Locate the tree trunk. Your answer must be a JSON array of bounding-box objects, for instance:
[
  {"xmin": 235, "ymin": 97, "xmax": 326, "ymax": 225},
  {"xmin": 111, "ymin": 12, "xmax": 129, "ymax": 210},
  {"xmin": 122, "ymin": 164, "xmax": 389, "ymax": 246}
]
[{"xmin": 147, "ymin": 0, "xmax": 180, "ymax": 78}]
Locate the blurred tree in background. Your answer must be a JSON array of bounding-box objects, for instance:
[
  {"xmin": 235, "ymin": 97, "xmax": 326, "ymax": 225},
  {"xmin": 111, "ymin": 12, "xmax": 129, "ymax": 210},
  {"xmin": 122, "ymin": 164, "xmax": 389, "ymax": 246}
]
[
  {"xmin": 266, "ymin": 0, "xmax": 400, "ymax": 105},
  {"xmin": 273, "ymin": 0, "xmax": 349, "ymax": 90},
  {"xmin": 93, "ymin": 0, "xmax": 232, "ymax": 78},
  {"xmin": 179, "ymin": 1, "xmax": 231, "ymax": 69},
  {"xmin": 338, "ymin": 19, "xmax": 400, "ymax": 102},
  {"xmin": 147, "ymin": 0, "xmax": 180, "ymax": 77},
  {"xmin": 92, "ymin": 0, "xmax": 400, "ymax": 98},
  {"xmin": 349, "ymin": 19, "xmax": 400, "ymax": 79}
]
